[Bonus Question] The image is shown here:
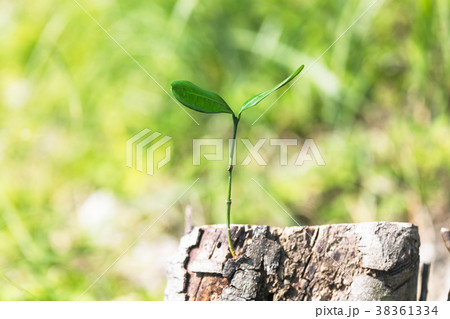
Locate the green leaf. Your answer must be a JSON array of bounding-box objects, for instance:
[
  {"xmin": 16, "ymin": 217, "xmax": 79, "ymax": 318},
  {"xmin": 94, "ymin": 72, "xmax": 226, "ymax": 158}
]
[
  {"xmin": 238, "ymin": 64, "xmax": 304, "ymax": 116},
  {"xmin": 171, "ymin": 81, "xmax": 234, "ymax": 115}
]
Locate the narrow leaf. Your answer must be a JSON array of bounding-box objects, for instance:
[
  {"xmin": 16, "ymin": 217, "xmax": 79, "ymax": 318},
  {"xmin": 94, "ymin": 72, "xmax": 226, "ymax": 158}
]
[
  {"xmin": 238, "ymin": 64, "xmax": 304, "ymax": 116},
  {"xmin": 171, "ymin": 81, "xmax": 234, "ymax": 115}
]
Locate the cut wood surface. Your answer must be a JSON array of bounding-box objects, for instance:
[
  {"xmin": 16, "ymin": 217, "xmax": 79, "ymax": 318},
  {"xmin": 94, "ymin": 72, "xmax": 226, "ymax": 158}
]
[{"xmin": 165, "ymin": 222, "xmax": 420, "ymax": 301}]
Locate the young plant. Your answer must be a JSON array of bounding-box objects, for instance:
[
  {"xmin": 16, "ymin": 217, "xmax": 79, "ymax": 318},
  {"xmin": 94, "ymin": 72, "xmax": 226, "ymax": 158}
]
[{"xmin": 171, "ymin": 65, "xmax": 304, "ymax": 257}]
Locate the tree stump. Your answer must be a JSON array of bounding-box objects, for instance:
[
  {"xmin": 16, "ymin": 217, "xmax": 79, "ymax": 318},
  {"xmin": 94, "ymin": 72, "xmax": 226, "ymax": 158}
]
[{"xmin": 164, "ymin": 222, "xmax": 420, "ymax": 301}]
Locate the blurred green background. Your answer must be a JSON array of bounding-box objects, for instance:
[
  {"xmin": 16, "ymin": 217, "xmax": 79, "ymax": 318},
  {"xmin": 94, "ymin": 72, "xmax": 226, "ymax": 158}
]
[{"xmin": 1, "ymin": 0, "xmax": 449, "ymax": 300}]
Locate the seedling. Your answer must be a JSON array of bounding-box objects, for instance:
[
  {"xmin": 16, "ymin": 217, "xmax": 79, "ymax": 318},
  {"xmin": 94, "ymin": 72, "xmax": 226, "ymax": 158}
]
[{"xmin": 171, "ymin": 65, "xmax": 304, "ymax": 257}]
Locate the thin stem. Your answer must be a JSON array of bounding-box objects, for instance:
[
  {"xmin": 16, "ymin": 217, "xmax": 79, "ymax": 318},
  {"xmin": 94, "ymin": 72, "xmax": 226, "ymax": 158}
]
[{"xmin": 226, "ymin": 114, "xmax": 239, "ymax": 257}]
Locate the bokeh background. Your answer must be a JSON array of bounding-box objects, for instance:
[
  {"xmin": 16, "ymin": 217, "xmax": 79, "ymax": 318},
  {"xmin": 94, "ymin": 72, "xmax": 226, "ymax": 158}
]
[{"xmin": 1, "ymin": 0, "xmax": 449, "ymax": 300}]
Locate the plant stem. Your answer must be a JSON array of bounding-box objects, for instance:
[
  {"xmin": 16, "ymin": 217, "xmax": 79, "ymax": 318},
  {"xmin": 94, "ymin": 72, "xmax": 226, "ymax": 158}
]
[{"xmin": 226, "ymin": 114, "xmax": 239, "ymax": 257}]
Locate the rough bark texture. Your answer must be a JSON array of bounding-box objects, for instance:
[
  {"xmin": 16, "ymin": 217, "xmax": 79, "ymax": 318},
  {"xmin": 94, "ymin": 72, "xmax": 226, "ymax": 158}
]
[
  {"xmin": 164, "ymin": 222, "xmax": 420, "ymax": 301},
  {"xmin": 441, "ymin": 228, "xmax": 450, "ymax": 253},
  {"xmin": 441, "ymin": 228, "xmax": 450, "ymax": 300}
]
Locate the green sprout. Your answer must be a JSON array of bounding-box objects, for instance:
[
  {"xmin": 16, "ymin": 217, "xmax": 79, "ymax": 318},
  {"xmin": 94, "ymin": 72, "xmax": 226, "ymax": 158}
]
[{"xmin": 171, "ymin": 65, "xmax": 304, "ymax": 257}]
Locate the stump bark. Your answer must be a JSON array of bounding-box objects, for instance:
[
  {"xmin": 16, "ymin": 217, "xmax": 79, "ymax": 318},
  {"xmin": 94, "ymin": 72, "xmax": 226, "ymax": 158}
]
[{"xmin": 164, "ymin": 222, "xmax": 420, "ymax": 301}]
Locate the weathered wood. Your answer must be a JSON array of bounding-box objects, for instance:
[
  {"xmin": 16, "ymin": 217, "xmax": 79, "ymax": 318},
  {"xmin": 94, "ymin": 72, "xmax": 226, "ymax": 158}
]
[
  {"xmin": 419, "ymin": 263, "xmax": 430, "ymax": 301},
  {"xmin": 441, "ymin": 228, "xmax": 450, "ymax": 301},
  {"xmin": 165, "ymin": 222, "xmax": 420, "ymax": 301},
  {"xmin": 441, "ymin": 228, "xmax": 450, "ymax": 253}
]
